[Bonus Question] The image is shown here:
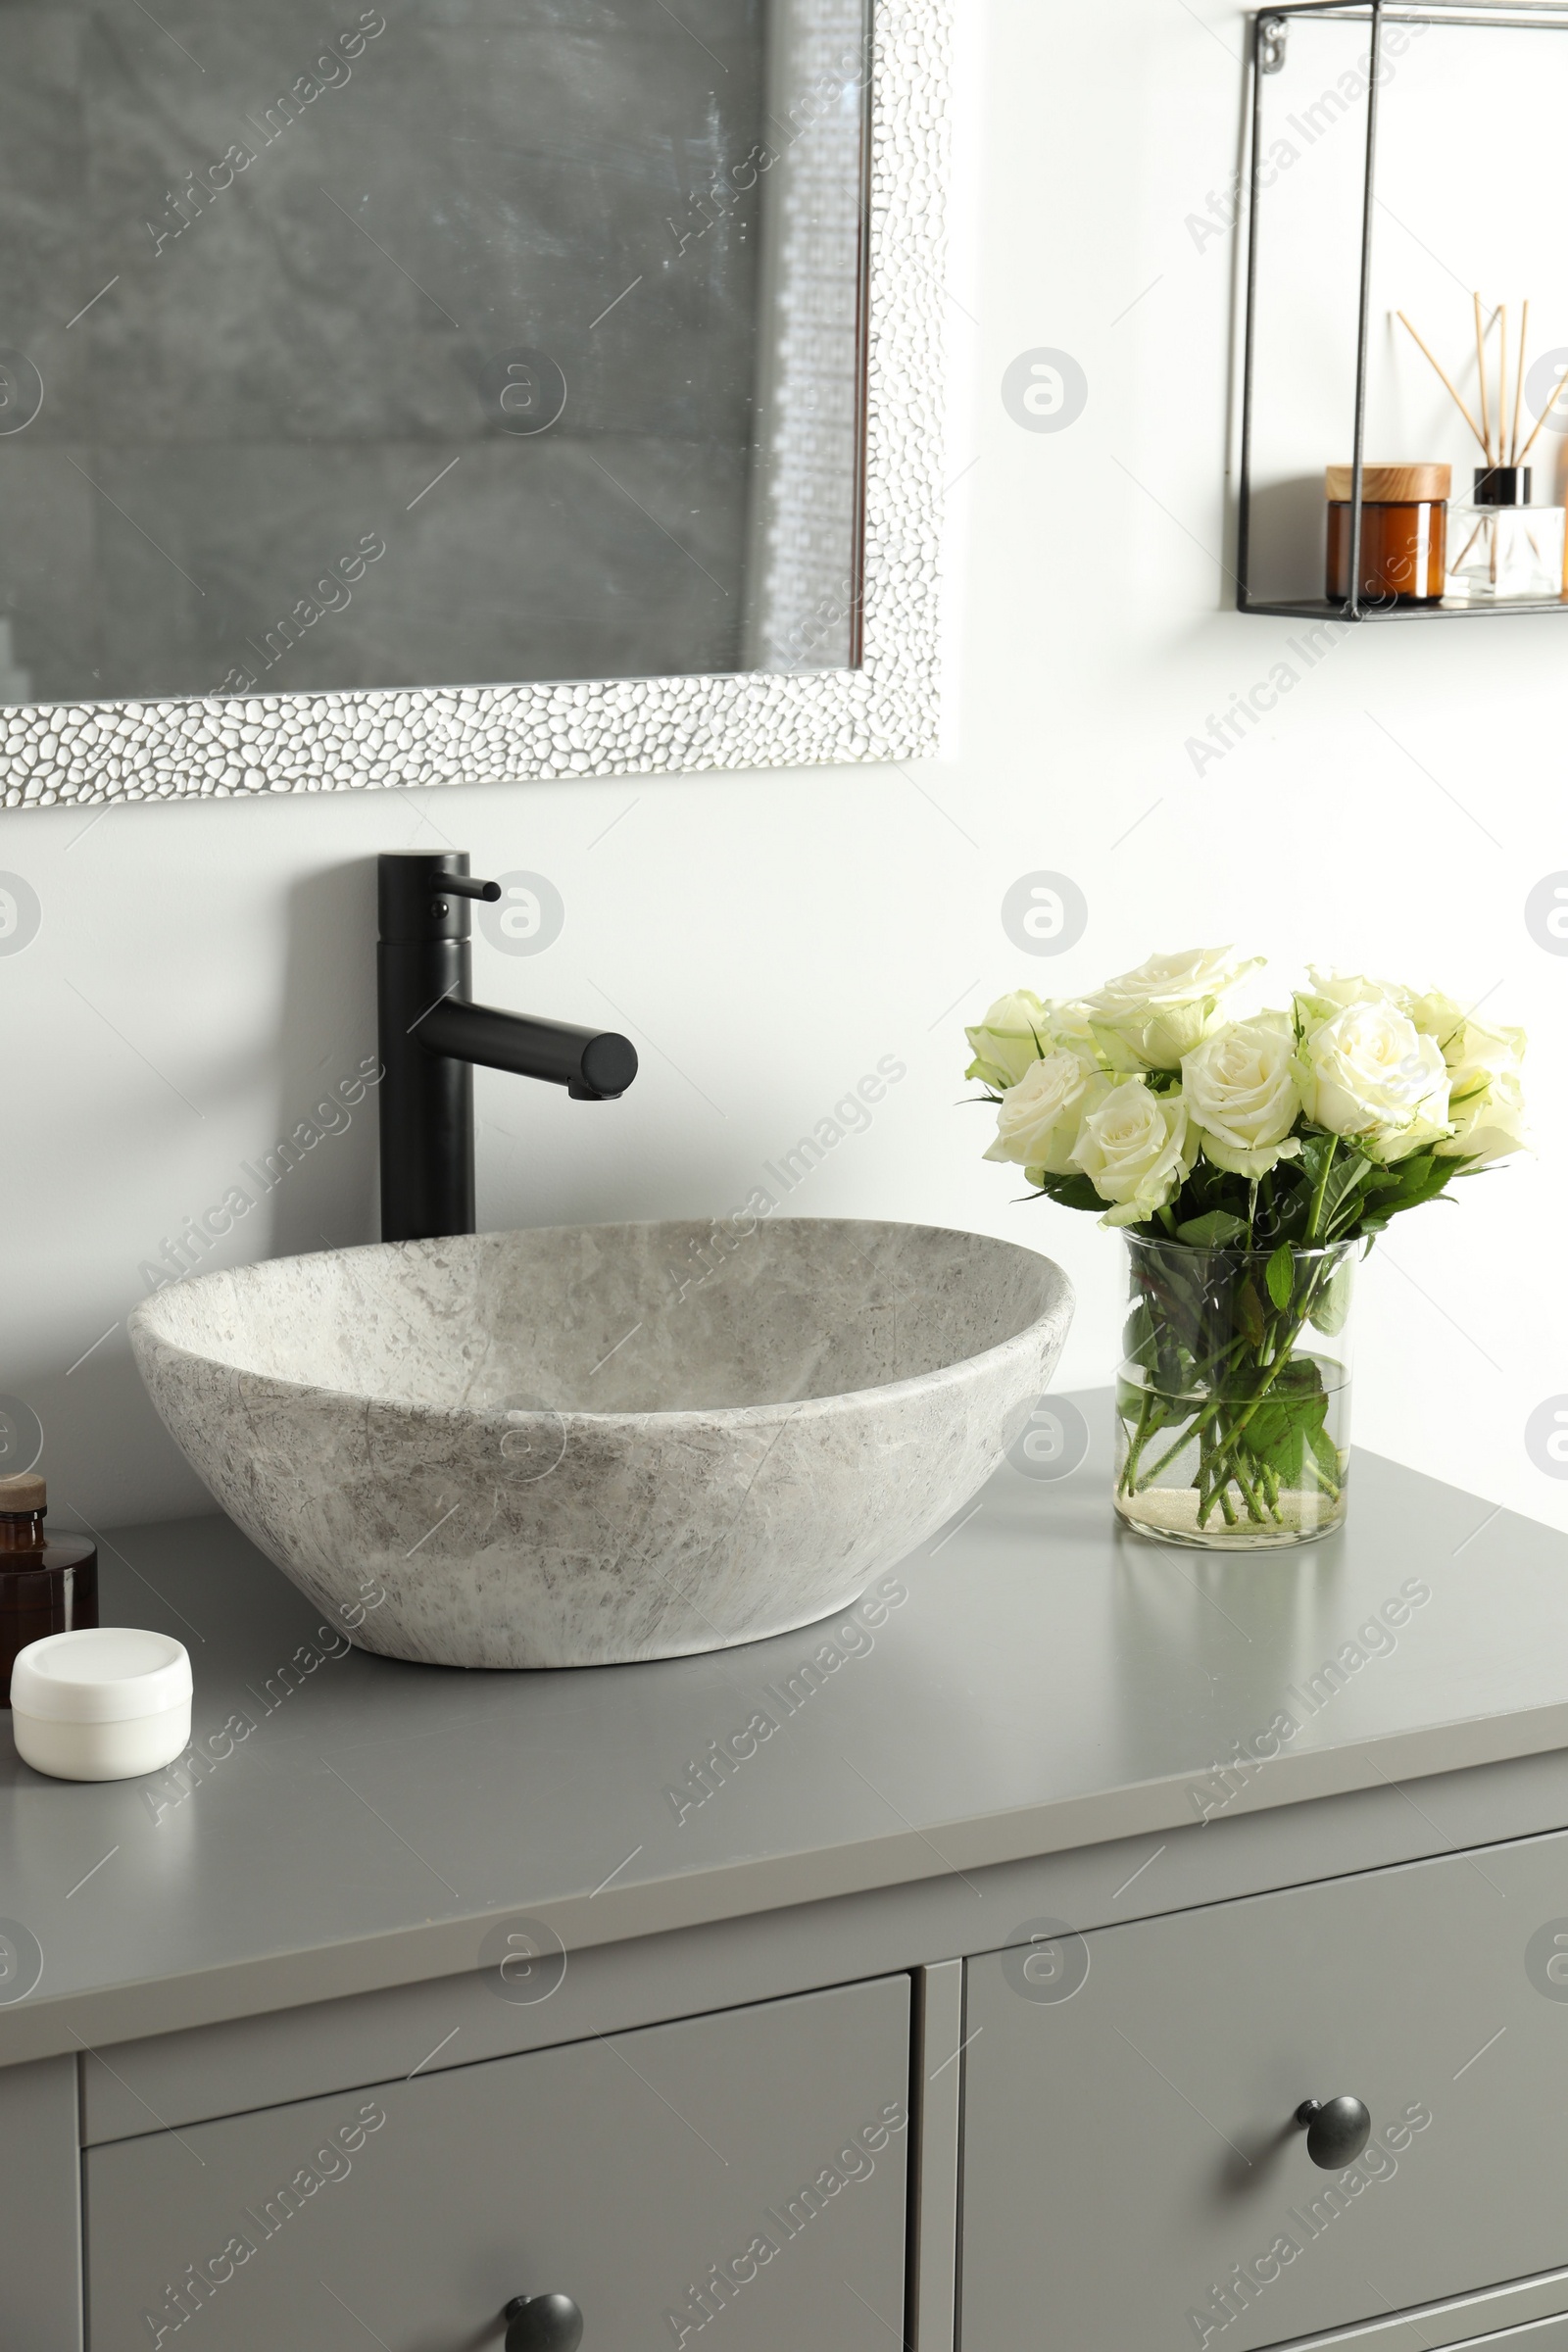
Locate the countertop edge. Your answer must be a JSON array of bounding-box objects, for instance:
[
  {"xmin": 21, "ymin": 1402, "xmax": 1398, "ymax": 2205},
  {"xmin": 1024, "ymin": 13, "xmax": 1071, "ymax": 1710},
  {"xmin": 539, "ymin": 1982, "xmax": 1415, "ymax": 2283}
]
[{"xmin": 6, "ymin": 1695, "xmax": 1566, "ymax": 2069}]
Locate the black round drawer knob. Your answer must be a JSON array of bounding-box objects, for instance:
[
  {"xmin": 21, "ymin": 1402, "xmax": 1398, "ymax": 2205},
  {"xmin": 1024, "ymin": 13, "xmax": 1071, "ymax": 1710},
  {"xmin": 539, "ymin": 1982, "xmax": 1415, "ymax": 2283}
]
[
  {"xmin": 505, "ymin": 2293, "xmax": 583, "ymax": 2352},
  {"xmin": 1296, "ymin": 2094, "xmax": 1372, "ymax": 2169}
]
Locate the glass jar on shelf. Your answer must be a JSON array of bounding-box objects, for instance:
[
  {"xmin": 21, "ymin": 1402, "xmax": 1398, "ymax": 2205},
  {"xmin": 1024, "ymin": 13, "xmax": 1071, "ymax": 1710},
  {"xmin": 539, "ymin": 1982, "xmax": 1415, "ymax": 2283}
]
[{"xmin": 1324, "ymin": 463, "xmax": 1448, "ymax": 606}]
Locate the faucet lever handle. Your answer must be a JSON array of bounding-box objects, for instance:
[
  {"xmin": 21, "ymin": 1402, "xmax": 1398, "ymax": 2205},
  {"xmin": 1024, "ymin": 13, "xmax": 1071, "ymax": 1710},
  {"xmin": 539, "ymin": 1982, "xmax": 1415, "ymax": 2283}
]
[{"xmin": 436, "ymin": 874, "xmax": 502, "ymax": 903}]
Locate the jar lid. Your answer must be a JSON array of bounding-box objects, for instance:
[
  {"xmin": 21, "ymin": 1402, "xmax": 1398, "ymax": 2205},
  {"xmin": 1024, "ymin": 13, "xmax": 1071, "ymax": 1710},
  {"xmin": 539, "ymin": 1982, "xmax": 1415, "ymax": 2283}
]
[
  {"xmin": 0, "ymin": 1474, "xmax": 45, "ymax": 1512},
  {"xmin": 1325, "ymin": 463, "xmax": 1451, "ymax": 502},
  {"xmin": 10, "ymin": 1628, "xmax": 192, "ymax": 1724}
]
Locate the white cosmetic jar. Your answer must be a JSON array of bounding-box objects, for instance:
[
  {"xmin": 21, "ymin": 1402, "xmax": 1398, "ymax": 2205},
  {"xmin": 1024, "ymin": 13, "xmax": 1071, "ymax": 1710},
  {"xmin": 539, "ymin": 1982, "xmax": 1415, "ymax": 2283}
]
[{"xmin": 10, "ymin": 1628, "xmax": 193, "ymax": 1781}]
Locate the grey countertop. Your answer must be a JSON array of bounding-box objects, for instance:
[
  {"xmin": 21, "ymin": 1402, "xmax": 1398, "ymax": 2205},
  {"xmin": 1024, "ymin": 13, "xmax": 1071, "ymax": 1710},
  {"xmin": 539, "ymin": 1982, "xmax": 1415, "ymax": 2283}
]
[{"xmin": 2, "ymin": 1393, "xmax": 1565, "ymax": 2065}]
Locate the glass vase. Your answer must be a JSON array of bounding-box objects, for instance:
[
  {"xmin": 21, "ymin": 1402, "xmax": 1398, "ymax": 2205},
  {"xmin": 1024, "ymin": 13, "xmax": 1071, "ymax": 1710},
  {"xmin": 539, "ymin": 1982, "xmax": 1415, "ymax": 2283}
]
[{"xmin": 1114, "ymin": 1235, "xmax": 1356, "ymax": 1551}]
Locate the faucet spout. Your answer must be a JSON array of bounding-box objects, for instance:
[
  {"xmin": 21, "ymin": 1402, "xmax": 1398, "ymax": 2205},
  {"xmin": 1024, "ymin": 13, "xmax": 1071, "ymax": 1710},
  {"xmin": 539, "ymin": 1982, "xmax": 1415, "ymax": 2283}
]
[
  {"xmin": 416, "ymin": 999, "xmax": 637, "ymax": 1101},
  {"xmin": 376, "ymin": 851, "xmax": 637, "ymax": 1245}
]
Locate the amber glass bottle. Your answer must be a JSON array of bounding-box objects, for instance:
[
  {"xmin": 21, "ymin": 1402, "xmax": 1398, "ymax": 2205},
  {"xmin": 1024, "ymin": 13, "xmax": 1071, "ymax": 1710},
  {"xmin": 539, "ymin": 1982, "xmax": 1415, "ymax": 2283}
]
[{"xmin": 0, "ymin": 1474, "xmax": 98, "ymax": 1707}]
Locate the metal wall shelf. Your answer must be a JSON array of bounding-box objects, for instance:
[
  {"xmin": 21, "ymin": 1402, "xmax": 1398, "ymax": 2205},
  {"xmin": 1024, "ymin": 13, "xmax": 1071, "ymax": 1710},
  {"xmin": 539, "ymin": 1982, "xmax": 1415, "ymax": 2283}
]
[
  {"xmin": 1245, "ymin": 595, "xmax": 1568, "ymax": 619},
  {"xmin": 1237, "ymin": 0, "xmax": 1568, "ymax": 617}
]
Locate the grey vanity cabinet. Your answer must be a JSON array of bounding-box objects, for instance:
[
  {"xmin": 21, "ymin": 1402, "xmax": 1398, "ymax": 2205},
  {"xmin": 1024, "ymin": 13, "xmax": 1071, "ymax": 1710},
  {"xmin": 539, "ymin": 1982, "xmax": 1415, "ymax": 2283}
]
[
  {"xmin": 84, "ymin": 1976, "xmax": 910, "ymax": 2352},
  {"xmin": 959, "ymin": 1830, "xmax": 1568, "ymax": 2352}
]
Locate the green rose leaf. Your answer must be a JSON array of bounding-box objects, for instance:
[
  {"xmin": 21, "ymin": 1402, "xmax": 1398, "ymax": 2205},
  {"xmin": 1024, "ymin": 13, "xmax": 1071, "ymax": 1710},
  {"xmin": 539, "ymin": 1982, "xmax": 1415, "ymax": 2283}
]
[
  {"xmin": 1357, "ymin": 1151, "xmax": 1458, "ymax": 1237},
  {"xmin": 1244, "ymin": 1359, "xmax": 1329, "ymax": 1483},
  {"xmin": 1030, "ymin": 1170, "xmax": 1104, "ymax": 1213},
  {"xmin": 1308, "ymin": 1260, "xmax": 1353, "ymax": 1337},
  {"xmin": 1176, "ymin": 1210, "xmax": 1251, "ymax": 1248},
  {"xmin": 1297, "ymin": 1133, "xmax": 1336, "ymax": 1185},
  {"xmin": 1387, "ymin": 1151, "xmax": 1455, "ymax": 1210},
  {"xmin": 1122, "ymin": 1299, "xmax": 1157, "ymax": 1369},
  {"xmin": 1317, "ymin": 1151, "xmax": 1376, "ymax": 1238},
  {"xmin": 1264, "ymin": 1242, "xmax": 1295, "ymax": 1311},
  {"xmin": 1237, "ymin": 1276, "xmax": 1266, "ymax": 1348},
  {"xmin": 1308, "ymin": 1421, "xmax": 1345, "ymax": 1490}
]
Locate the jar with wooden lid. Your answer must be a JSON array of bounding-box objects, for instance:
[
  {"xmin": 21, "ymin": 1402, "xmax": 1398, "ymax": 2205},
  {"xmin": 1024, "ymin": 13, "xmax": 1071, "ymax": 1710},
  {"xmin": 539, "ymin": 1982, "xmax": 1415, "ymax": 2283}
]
[
  {"xmin": 0, "ymin": 1473, "xmax": 98, "ymax": 1706},
  {"xmin": 1325, "ymin": 464, "xmax": 1449, "ymax": 606}
]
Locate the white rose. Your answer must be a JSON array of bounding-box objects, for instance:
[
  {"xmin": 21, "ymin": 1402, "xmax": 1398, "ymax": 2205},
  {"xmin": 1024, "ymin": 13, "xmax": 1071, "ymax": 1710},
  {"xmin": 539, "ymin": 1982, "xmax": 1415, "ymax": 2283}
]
[
  {"xmin": 1180, "ymin": 1013, "xmax": 1303, "ymax": 1178},
  {"xmin": 1043, "ymin": 999, "xmax": 1102, "ymax": 1059},
  {"xmin": 964, "ymin": 991, "xmax": 1051, "ymax": 1090},
  {"xmin": 1072, "ymin": 1078, "xmax": 1195, "ymax": 1226},
  {"xmin": 1435, "ymin": 1017, "xmax": 1530, "ymax": 1162},
  {"xmin": 984, "ymin": 1051, "xmax": 1109, "ymax": 1174},
  {"xmin": 1296, "ymin": 967, "xmax": 1395, "ymax": 1029},
  {"xmin": 1084, "ymin": 947, "xmax": 1262, "ymax": 1072},
  {"xmin": 1396, "ymin": 985, "xmax": 1467, "ymax": 1048},
  {"xmin": 1328, "ymin": 978, "xmax": 1494, "ymax": 1056},
  {"xmin": 1294, "ymin": 997, "xmax": 1452, "ymax": 1161},
  {"xmin": 1440, "ymin": 1065, "xmax": 1529, "ymax": 1164}
]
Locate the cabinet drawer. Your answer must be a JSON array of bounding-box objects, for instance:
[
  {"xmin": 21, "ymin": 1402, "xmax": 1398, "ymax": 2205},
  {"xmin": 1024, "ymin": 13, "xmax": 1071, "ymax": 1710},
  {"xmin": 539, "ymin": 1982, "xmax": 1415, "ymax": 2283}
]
[
  {"xmin": 960, "ymin": 1830, "xmax": 1568, "ymax": 2352},
  {"xmin": 87, "ymin": 1976, "xmax": 909, "ymax": 2351},
  {"xmin": 1267, "ymin": 2270, "xmax": 1568, "ymax": 2352}
]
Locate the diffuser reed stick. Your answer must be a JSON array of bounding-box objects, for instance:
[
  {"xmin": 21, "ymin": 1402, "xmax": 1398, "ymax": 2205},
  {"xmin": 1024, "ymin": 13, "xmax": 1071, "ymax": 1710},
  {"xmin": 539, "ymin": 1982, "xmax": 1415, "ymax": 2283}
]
[
  {"xmin": 1510, "ymin": 298, "xmax": 1530, "ymax": 465},
  {"xmin": 1396, "ymin": 312, "xmax": 1487, "ymax": 453},
  {"xmin": 1511, "ymin": 368, "xmax": 1568, "ymax": 466},
  {"xmin": 1474, "ymin": 292, "xmax": 1492, "ymax": 462},
  {"xmin": 1399, "ymin": 296, "xmax": 1564, "ymax": 466}
]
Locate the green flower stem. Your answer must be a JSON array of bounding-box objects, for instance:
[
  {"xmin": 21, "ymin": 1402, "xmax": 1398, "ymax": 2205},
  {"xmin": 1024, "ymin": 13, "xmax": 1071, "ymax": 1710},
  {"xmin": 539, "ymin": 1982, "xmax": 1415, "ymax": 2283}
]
[
  {"xmin": 1231, "ymin": 1446, "xmax": 1270, "ymax": 1525},
  {"xmin": 1192, "ymin": 1327, "xmax": 1305, "ymax": 1505},
  {"xmin": 1123, "ymin": 1333, "xmax": 1252, "ymax": 1492},
  {"xmin": 1119, "ymin": 1400, "xmax": 1184, "ymax": 1499},
  {"xmin": 1120, "ymin": 1389, "xmax": 1202, "ymax": 1494},
  {"xmin": 1197, "ymin": 1411, "xmax": 1254, "ymax": 1529},
  {"xmin": 1179, "ymin": 1254, "xmax": 1328, "ymax": 1501},
  {"xmin": 1135, "ymin": 1403, "xmax": 1221, "ymax": 1494},
  {"xmin": 1305, "ymin": 1134, "xmax": 1338, "ymax": 1243},
  {"xmin": 1199, "ymin": 1420, "xmax": 1222, "ymax": 1518},
  {"xmin": 1200, "ymin": 1436, "xmax": 1271, "ymax": 1530},
  {"xmin": 1194, "ymin": 1409, "xmax": 1267, "ymax": 1530},
  {"xmin": 1197, "ymin": 1254, "xmax": 1341, "ymax": 1501},
  {"xmin": 1116, "ymin": 1391, "xmax": 1157, "ymax": 1497}
]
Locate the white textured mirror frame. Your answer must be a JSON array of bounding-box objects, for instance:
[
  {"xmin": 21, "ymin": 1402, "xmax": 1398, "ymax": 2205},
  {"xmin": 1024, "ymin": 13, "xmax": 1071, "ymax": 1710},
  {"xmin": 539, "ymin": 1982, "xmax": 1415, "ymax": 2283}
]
[{"xmin": 0, "ymin": 0, "xmax": 949, "ymax": 815}]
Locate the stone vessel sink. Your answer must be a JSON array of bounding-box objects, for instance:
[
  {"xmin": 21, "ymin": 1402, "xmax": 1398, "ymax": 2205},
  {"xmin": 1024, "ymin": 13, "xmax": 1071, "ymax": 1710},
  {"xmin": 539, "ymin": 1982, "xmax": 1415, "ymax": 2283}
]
[{"xmin": 128, "ymin": 1219, "xmax": 1073, "ymax": 1669}]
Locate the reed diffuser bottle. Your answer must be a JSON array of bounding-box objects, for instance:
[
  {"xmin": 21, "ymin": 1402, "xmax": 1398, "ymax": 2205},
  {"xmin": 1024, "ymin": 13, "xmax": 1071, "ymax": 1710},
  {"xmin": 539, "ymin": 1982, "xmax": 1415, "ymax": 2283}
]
[
  {"xmin": 1447, "ymin": 466, "xmax": 1565, "ymax": 600},
  {"xmin": 1399, "ymin": 293, "xmax": 1568, "ymax": 603},
  {"xmin": 0, "ymin": 1474, "xmax": 98, "ymax": 1705}
]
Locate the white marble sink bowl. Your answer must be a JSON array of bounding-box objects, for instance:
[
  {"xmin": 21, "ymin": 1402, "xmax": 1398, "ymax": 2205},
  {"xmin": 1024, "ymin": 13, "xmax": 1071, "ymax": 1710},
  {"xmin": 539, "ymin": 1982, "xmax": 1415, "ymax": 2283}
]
[{"xmin": 128, "ymin": 1219, "xmax": 1073, "ymax": 1670}]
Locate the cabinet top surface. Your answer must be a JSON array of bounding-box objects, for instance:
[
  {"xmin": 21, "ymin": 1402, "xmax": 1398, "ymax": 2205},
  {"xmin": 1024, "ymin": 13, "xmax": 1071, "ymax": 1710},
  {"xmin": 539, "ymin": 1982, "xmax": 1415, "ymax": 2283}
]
[{"xmin": 2, "ymin": 1393, "xmax": 1564, "ymax": 2063}]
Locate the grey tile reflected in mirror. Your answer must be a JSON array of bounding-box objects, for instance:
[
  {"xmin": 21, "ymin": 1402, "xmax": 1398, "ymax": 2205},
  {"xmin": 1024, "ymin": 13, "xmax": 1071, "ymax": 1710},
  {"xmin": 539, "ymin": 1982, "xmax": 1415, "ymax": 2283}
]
[{"xmin": 0, "ymin": 0, "xmax": 870, "ymax": 708}]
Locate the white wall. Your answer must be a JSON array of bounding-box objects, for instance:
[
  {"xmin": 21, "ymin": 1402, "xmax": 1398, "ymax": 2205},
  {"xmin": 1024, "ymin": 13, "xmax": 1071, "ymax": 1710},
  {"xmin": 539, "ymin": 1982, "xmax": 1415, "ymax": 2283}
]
[{"xmin": 3, "ymin": 0, "xmax": 1564, "ymax": 1541}]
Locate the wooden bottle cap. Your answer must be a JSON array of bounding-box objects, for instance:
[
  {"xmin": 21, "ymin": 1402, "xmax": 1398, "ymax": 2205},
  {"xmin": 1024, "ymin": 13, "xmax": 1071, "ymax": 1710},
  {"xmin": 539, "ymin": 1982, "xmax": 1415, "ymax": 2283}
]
[
  {"xmin": 0, "ymin": 1473, "xmax": 45, "ymax": 1512},
  {"xmin": 1325, "ymin": 463, "xmax": 1451, "ymax": 503}
]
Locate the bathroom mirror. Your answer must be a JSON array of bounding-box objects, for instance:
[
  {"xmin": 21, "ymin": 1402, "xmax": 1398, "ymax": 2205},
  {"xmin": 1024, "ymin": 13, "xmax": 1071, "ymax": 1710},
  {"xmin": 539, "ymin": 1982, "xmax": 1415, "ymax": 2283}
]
[{"xmin": 0, "ymin": 0, "xmax": 949, "ymax": 809}]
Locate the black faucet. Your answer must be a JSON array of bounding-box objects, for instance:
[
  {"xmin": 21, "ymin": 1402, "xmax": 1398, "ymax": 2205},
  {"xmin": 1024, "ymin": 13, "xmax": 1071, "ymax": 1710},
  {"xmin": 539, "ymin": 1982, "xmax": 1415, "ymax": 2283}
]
[{"xmin": 376, "ymin": 852, "xmax": 637, "ymax": 1244}]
